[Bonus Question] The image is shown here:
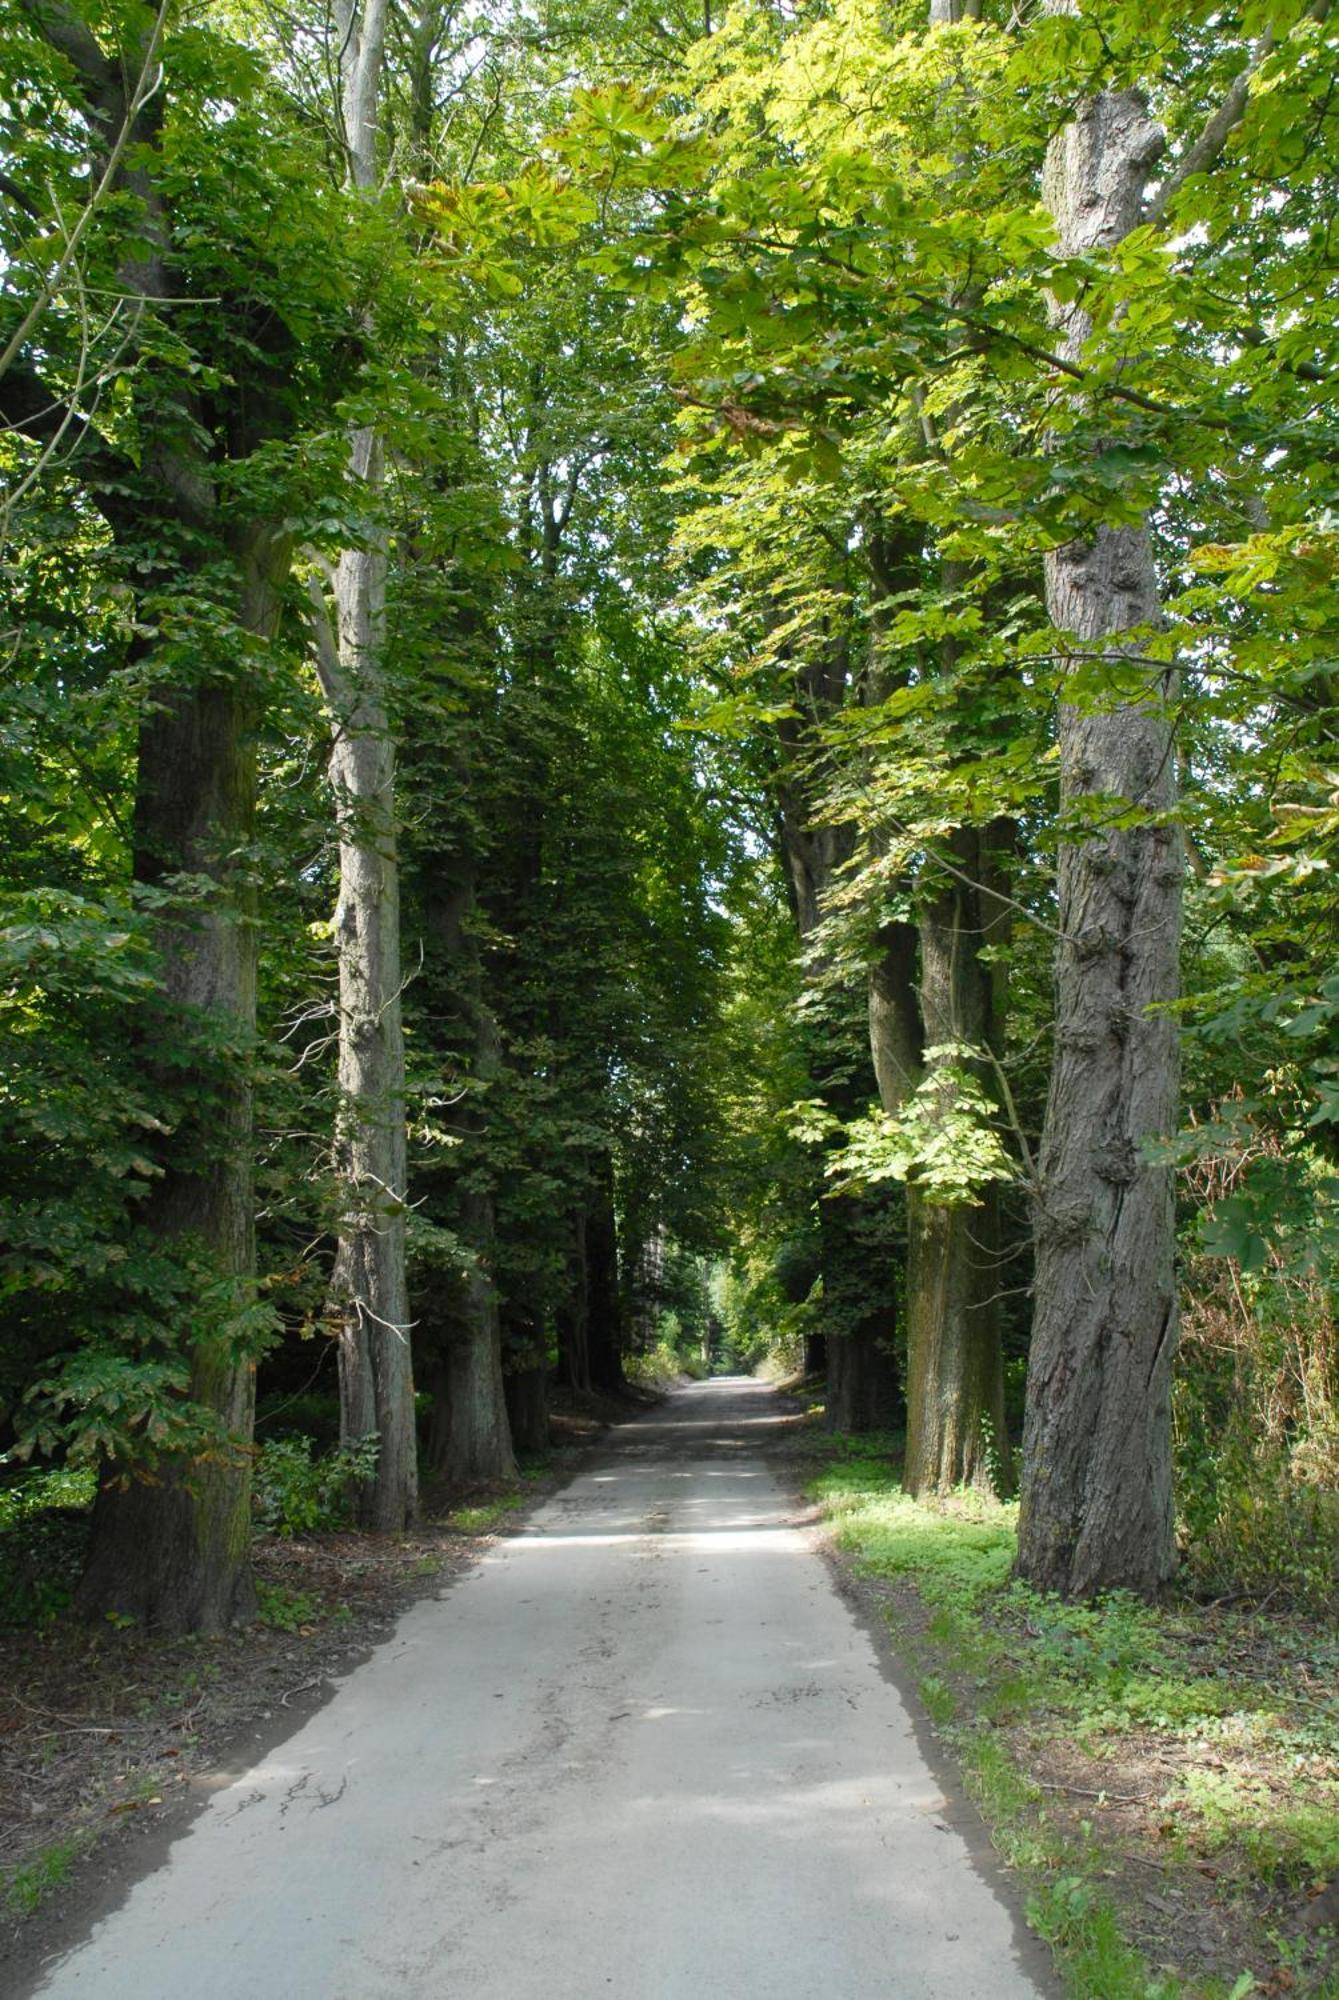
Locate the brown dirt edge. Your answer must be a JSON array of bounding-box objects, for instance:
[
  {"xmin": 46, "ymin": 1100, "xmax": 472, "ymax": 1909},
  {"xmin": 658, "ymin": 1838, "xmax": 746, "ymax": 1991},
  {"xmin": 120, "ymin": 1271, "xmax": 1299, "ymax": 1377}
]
[{"xmin": 0, "ymin": 1384, "xmax": 646, "ymax": 1992}]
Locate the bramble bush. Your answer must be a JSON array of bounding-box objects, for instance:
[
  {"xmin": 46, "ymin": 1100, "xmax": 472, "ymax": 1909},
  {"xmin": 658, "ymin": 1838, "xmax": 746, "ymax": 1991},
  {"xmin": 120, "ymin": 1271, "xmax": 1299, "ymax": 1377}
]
[{"xmin": 1172, "ymin": 1123, "xmax": 1339, "ymax": 1615}]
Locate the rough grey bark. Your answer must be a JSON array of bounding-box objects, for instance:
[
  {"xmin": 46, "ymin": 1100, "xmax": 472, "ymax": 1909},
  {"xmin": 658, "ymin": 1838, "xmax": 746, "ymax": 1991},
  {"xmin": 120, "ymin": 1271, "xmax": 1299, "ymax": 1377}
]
[
  {"xmin": 1016, "ymin": 54, "xmax": 1183, "ymax": 1596},
  {"xmin": 434, "ymin": 1184, "xmax": 516, "ymax": 1484},
  {"xmin": 312, "ymin": 0, "xmax": 418, "ymax": 1531}
]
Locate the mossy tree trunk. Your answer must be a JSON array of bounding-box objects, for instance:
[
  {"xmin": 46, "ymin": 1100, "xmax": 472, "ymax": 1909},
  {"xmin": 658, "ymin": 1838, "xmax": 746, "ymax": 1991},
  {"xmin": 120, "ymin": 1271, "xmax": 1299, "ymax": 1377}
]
[
  {"xmin": 77, "ymin": 527, "xmax": 290, "ymax": 1633},
  {"xmin": 23, "ymin": 6, "xmax": 293, "ymax": 1632}
]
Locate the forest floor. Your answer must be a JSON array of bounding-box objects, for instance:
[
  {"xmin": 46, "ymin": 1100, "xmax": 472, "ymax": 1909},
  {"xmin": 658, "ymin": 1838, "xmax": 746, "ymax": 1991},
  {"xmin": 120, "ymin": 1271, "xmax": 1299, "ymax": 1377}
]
[
  {"xmin": 0, "ymin": 1385, "xmax": 633, "ymax": 1981},
  {"xmin": 780, "ymin": 1402, "xmax": 1339, "ymax": 2000}
]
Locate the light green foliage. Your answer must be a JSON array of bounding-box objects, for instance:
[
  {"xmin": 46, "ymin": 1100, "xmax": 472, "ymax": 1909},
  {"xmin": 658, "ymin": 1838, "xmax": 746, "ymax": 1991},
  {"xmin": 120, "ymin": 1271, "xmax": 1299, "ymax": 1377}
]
[
  {"xmin": 0, "ymin": 1463, "xmax": 94, "ymax": 1628},
  {"xmin": 1172, "ymin": 1767, "xmax": 1339, "ymax": 1886},
  {"xmin": 809, "ymin": 1048, "xmax": 1016, "ymax": 1205},
  {"xmin": 3, "ymin": 1832, "xmax": 92, "ymax": 1916},
  {"xmin": 810, "ymin": 1448, "xmax": 1017, "ymax": 1607},
  {"xmin": 445, "ymin": 1491, "xmax": 525, "ymax": 1533},
  {"xmin": 0, "ymin": 1465, "xmax": 95, "ymax": 1527},
  {"xmin": 254, "ymin": 1582, "xmax": 323, "ymax": 1631},
  {"xmin": 251, "ymin": 1436, "xmax": 380, "ymax": 1538}
]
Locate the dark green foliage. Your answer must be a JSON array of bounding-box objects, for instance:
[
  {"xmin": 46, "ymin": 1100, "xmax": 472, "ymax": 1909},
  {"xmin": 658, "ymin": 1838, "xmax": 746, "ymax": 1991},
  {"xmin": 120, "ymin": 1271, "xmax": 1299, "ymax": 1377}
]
[
  {"xmin": 0, "ymin": 890, "xmax": 275, "ymax": 1470},
  {"xmin": 251, "ymin": 1435, "xmax": 381, "ymax": 1538}
]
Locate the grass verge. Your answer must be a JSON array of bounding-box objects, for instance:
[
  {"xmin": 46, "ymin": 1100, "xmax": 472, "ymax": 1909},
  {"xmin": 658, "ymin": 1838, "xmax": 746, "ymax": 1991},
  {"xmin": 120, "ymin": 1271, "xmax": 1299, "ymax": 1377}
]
[{"xmin": 803, "ymin": 1431, "xmax": 1339, "ymax": 2000}]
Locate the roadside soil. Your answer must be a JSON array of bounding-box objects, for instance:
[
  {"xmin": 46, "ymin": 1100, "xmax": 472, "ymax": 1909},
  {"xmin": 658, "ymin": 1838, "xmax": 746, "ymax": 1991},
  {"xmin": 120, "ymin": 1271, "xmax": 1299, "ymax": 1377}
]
[{"xmin": 0, "ymin": 1386, "xmax": 635, "ymax": 1981}]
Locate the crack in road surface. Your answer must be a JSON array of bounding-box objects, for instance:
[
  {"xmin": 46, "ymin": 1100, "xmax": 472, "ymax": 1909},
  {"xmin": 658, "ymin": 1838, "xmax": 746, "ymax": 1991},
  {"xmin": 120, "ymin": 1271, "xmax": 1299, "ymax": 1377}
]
[{"xmin": 27, "ymin": 1379, "xmax": 1053, "ymax": 2000}]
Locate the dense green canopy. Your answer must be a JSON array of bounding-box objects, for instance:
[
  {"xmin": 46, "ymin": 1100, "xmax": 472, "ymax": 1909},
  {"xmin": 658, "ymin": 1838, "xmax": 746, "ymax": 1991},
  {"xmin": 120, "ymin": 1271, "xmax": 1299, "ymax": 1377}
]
[{"xmin": 1, "ymin": 0, "xmax": 1334, "ymax": 1627}]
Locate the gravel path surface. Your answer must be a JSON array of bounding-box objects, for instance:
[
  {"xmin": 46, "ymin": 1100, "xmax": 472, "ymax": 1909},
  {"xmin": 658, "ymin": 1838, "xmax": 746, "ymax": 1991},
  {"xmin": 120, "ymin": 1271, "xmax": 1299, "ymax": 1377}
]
[{"xmin": 30, "ymin": 1378, "xmax": 1050, "ymax": 1999}]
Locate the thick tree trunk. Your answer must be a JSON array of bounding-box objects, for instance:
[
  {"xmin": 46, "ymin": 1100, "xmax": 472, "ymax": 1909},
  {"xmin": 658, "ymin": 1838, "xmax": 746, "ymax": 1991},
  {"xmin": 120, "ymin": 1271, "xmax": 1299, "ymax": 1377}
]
[
  {"xmin": 503, "ymin": 1300, "xmax": 550, "ymax": 1456},
  {"xmin": 435, "ymin": 1189, "xmax": 517, "ymax": 1485},
  {"xmin": 421, "ymin": 862, "xmax": 517, "ymax": 1485},
  {"xmin": 1016, "ymin": 65, "xmax": 1182, "ymax": 1597},
  {"xmin": 504, "ymin": 1367, "xmax": 549, "ymax": 1454},
  {"xmin": 19, "ymin": 0, "xmax": 285, "ymax": 1638},
  {"xmin": 77, "ymin": 524, "xmax": 289, "ymax": 1632},
  {"xmin": 586, "ymin": 1159, "xmax": 625, "ymax": 1395},
  {"xmin": 903, "ymin": 827, "xmax": 1013, "ymax": 1495},
  {"xmin": 556, "ymin": 1211, "xmax": 592, "ymax": 1392}
]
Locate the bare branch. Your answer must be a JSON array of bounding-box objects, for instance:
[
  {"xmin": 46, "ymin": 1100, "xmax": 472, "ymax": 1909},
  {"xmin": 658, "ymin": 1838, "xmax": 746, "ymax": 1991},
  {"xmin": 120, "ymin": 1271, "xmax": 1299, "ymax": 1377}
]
[{"xmin": 0, "ymin": 0, "xmax": 169, "ymax": 384}]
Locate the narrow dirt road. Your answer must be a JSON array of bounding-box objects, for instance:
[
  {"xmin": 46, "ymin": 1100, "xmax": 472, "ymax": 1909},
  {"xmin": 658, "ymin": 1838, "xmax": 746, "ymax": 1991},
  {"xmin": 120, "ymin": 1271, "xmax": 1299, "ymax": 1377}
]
[{"xmin": 30, "ymin": 1380, "xmax": 1051, "ymax": 1999}]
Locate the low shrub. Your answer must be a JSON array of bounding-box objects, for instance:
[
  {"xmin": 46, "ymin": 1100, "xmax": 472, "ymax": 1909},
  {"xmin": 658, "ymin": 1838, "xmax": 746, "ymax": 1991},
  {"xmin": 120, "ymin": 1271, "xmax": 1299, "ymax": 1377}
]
[{"xmin": 251, "ymin": 1433, "xmax": 379, "ymax": 1536}]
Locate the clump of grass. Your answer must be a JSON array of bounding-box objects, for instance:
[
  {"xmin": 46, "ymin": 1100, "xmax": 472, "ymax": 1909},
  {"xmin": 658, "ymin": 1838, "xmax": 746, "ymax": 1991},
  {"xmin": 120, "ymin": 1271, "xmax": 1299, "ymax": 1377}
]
[
  {"xmin": 4, "ymin": 1831, "xmax": 92, "ymax": 1916},
  {"xmin": 1027, "ymin": 1875, "xmax": 1190, "ymax": 2000},
  {"xmin": 808, "ymin": 1461, "xmax": 1017, "ymax": 1609},
  {"xmin": 254, "ymin": 1582, "xmax": 322, "ymax": 1631},
  {"xmin": 1170, "ymin": 1767, "xmax": 1339, "ymax": 1886},
  {"xmin": 446, "ymin": 1490, "xmax": 524, "ymax": 1533}
]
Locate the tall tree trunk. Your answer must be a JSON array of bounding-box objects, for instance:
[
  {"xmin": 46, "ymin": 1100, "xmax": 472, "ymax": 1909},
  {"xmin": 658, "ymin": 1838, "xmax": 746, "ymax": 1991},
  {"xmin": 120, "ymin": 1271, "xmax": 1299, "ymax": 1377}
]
[
  {"xmin": 586, "ymin": 1156, "xmax": 626, "ymax": 1395},
  {"xmin": 556, "ymin": 1211, "xmax": 592, "ymax": 1392},
  {"xmin": 421, "ymin": 860, "xmax": 517, "ymax": 1484},
  {"xmin": 903, "ymin": 826, "xmax": 1013, "ymax": 1496},
  {"xmin": 1016, "ymin": 58, "xmax": 1182, "ymax": 1597},
  {"xmin": 323, "ymin": 573, "xmax": 417, "ymax": 1525},
  {"xmin": 502, "ymin": 1300, "xmax": 550, "ymax": 1455},
  {"xmin": 314, "ymin": 0, "xmax": 417, "ymax": 1530},
  {"xmin": 433, "ymin": 1188, "xmax": 516, "ymax": 1484},
  {"xmin": 30, "ymin": 8, "xmax": 287, "ymax": 1632},
  {"xmin": 77, "ymin": 523, "xmax": 289, "ymax": 1632},
  {"xmin": 778, "ymin": 740, "xmax": 899, "ymax": 1431}
]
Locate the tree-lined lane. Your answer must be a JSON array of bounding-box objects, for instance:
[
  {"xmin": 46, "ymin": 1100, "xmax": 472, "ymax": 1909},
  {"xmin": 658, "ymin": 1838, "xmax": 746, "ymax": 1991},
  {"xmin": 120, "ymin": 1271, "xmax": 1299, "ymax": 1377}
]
[{"xmin": 32, "ymin": 1380, "xmax": 1049, "ymax": 2000}]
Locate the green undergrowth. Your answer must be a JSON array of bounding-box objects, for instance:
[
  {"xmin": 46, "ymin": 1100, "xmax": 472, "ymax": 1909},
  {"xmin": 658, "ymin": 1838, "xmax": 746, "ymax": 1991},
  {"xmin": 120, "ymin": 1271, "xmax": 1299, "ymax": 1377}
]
[
  {"xmin": 0, "ymin": 1464, "xmax": 95, "ymax": 1628},
  {"xmin": 254, "ymin": 1581, "xmax": 334, "ymax": 1631},
  {"xmin": 624, "ymin": 1342, "xmax": 709, "ymax": 1390},
  {"xmin": 443, "ymin": 1488, "xmax": 526, "ymax": 1533},
  {"xmin": 805, "ymin": 1432, "xmax": 1339, "ymax": 2000},
  {"xmin": 3, "ymin": 1829, "xmax": 95, "ymax": 1917}
]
